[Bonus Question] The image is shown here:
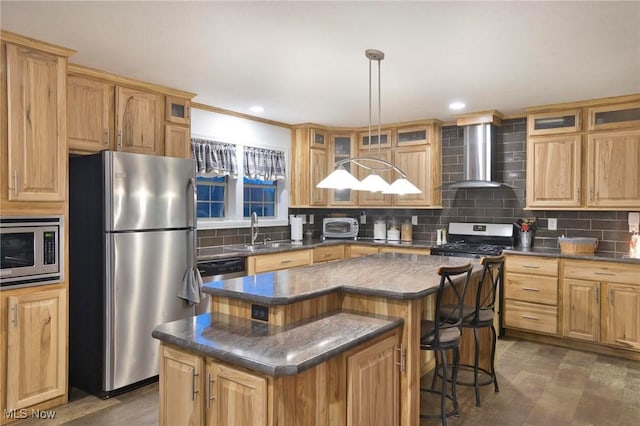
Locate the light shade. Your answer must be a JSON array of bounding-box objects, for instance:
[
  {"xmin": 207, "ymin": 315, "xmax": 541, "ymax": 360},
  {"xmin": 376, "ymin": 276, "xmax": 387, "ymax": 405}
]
[
  {"xmin": 316, "ymin": 166, "xmax": 361, "ymax": 190},
  {"xmin": 356, "ymin": 173, "xmax": 390, "ymax": 192},
  {"xmin": 383, "ymin": 178, "xmax": 422, "ymax": 195}
]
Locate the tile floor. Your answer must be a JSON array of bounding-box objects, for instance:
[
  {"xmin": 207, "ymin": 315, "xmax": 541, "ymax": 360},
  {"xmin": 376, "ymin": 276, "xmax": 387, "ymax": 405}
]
[{"xmin": 10, "ymin": 337, "xmax": 640, "ymax": 426}]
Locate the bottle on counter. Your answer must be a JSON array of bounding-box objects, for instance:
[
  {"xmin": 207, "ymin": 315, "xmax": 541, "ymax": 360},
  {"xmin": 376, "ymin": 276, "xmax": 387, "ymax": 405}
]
[
  {"xmin": 387, "ymin": 217, "xmax": 400, "ymax": 242},
  {"xmin": 401, "ymin": 221, "xmax": 413, "ymax": 242},
  {"xmin": 374, "ymin": 218, "xmax": 387, "ymax": 240}
]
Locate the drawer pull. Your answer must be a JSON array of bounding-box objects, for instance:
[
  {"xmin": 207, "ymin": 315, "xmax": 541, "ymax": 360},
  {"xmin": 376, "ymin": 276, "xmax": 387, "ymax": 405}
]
[
  {"xmin": 522, "ymin": 287, "xmax": 540, "ymax": 292},
  {"xmin": 522, "ymin": 265, "xmax": 540, "ymax": 269},
  {"xmin": 594, "ymin": 272, "xmax": 616, "ymax": 276},
  {"xmin": 280, "ymin": 260, "xmax": 292, "ymax": 264},
  {"xmin": 521, "ymin": 315, "xmax": 539, "ymax": 320}
]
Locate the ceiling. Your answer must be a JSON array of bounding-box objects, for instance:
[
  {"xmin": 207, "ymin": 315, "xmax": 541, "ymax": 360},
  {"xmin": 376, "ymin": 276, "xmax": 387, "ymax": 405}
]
[{"xmin": 2, "ymin": 1, "xmax": 639, "ymax": 127}]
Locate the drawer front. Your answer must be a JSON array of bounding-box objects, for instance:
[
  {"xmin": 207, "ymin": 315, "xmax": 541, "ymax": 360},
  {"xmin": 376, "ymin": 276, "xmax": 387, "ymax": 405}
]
[
  {"xmin": 505, "ymin": 273, "xmax": 558, "ymax": 305},
  {"xmin": 313, "ymin": 245, "xmax": 345, "ymax": 263},
  {"xmin": 506, "ymin": 255, "xmax": 558, "ymax": 276},
  {"xmin": 379, "ymin": 247, "xmax": 430, "ymax": 255},
  {"xmin": 564, "ymin": 260, "xmax": 640, "ymax": 285},
  {"xmin": 347, "ymin": 245, "xmax": 380, "ymax": 258},
  {"xmin": 504, "ymin": 300, "xmax": 558, "ymax": 334},
  {"xmin": 253, "ymin": 249, "xmax": 311, "ymax": 273}
]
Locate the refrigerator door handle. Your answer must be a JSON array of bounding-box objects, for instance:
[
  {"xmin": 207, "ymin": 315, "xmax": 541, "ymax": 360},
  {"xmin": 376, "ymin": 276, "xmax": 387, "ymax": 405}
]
[{"xmin": 104, "ymin": 233, "xmax": 116, "ymax": 390}]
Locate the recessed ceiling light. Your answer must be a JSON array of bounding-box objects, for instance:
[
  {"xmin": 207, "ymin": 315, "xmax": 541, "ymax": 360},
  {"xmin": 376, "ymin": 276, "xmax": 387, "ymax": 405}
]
[
  {"xmin": 249, "ymin": 105, "xmax": 264, "ymax": 113},
  {"xmin": 449, "ymin": 102, "xmax": 466, "ymax": 110}
]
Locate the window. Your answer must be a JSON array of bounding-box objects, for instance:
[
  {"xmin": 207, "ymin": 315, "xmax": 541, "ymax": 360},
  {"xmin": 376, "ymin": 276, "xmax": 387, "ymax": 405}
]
[
  {"xmin": 243, "ymin": 178, "xmax": 276, "ymax": 217},
  {"xmin": 197, "ymin": 176, "xmax": 226, "ymax": 218}
]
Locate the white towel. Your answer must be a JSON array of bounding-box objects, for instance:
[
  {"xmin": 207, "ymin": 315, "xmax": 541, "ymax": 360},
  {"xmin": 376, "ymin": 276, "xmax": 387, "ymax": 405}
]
[{"xmin": 178, "ymin": 266, "xmax": 203, "ymax": 305}]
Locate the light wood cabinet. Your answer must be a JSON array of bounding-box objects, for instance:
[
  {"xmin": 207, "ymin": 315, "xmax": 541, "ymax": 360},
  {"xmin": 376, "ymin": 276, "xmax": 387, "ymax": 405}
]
[
  {"xmin": 379, "ymin": 246, "xmax": 430, "ymax": 255},
  {"xmin": 588, "ymin": 101, "xmax": 640, "ymax": 131},
  {"xmin": 358, "ymin": 129, "xmax": 392, "ymax": 150},
  {"xmin": 395, "ymin": 125, "xmax": 434, "ymax": 146},
  {"xmin": 247, "ymin": 249, "xmax": 312, "ymax": 275},
  {"xmin": 313, "ymin": 244, "xmax": 345, "ymax": 263},
  {"xmin": 165, "ymin": 124, "xmax": 192, "ymax": 159},
  {"xmin": 67, "ymin": 75, "xmax": 113, "ymax": 153},
  {"xmin": 393, "ymin": 145, "xmax": 436, "ymax": 206},
  {"xmin": 5, "ymin": 288, "xmax": 66, "ymax": 410},
  {"xmin": 527, "ymin": 109, "xmax": 581, "ymax": 136},
  {"xmin": 586, "ymin": 129, "xmax": 640, "ymax": 208},
  {"xmin": 159, "ymin": 344, "xmax": 204, "ymax": 426},
  {"xmin": 165, "ymin": 96, "xmax": 191, "ymax": 125},
  {"xmin": 357, "ymin": 149, "xmax": 393, "ymax": 206},
  {"xmin": 115, "ymin": 86, "xmax": 163, "ymax": 155},
  {"xmin": 526, "ymin": 135, "xmax": 582, "ymax": 208},
  {"xmin": 2, "ymin": 39, "xmax": 72, "ymax": 203},
  {"xmin": 346, "ymin": 245, "xmax": 380, "ymax": 258},
  {"xmin": 290, "ymin": 126, "xmax": 328, "ymax": 207},
  {"xmin": 330, "ymin": 132, "xmax": 358, "ymax": 206},
  {"xmin": 206, "ymin": 361, "xmax": 267, "ymax": 426},
  {"xmin": 563, "ymin": 260, "xmax": 640, "ymax": 352},
  {"xmin": 526, "ymin": 96, "xmax": 640, "ymax": 210},
  {"xmin": 347, "ymin": 332, "xmax": 399, "ymax": 426},
  {"xmin": 504, "ymin": 255, "xmax": 559, "ymax": 335}
]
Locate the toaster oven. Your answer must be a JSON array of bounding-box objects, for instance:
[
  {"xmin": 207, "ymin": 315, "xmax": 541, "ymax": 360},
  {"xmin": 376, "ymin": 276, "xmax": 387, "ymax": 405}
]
[{"xmin": 322, "ymin": 217, "xmax": 359, "ymax": 240}]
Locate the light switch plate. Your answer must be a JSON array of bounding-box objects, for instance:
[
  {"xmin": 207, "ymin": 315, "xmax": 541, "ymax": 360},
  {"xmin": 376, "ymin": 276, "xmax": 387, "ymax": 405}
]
[
  {"xmin": 548, "ymin": 218, "xmax": 557, "ymax": 231},
  {"xmin": 360, "ymin": 214, "xmax": 367, "ymax": 224},
  {"xmin": 309, "ymin": 214, "xmax": 314, "ymax": 225},
  {"xmin": 411, "ymin": 216, "xmax": 418, "ymax": 225}
]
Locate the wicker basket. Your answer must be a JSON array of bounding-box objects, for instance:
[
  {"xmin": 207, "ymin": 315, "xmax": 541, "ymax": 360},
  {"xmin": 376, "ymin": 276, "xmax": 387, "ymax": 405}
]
[{"xmin": 558, "ymin": 237, "xmax": 598, "ymax": 255}]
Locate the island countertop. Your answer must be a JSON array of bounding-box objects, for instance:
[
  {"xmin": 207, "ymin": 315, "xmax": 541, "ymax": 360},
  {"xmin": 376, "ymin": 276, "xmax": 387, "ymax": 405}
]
[{"xmin": 202, "ymin": 252, "xmax": 481, "ymax": 305}]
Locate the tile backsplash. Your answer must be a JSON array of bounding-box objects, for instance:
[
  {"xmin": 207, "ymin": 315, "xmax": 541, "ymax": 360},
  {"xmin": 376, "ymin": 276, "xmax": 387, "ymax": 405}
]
[{"xmin": 199, "ymin": 118, "xmax": 635, "ymax": 257}]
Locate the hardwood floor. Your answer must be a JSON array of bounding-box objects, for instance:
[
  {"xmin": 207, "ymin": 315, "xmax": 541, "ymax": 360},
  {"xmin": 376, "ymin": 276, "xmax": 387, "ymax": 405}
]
[{"xmin": 10, "ymin": 337, "xmax": 640, "ymax": 425}]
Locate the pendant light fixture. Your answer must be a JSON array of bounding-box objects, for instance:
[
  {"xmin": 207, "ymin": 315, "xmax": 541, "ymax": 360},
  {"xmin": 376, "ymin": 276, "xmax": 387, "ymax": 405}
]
[{"xmin": 316, "ymin": 49, "xmax": 421, "ymax": 195}]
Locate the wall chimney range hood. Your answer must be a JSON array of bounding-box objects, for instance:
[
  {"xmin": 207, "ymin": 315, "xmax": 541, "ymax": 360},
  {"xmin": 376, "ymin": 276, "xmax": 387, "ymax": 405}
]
[{"xmin": 438, "ymin": 110, "xmax": 509, "ymax": 190}]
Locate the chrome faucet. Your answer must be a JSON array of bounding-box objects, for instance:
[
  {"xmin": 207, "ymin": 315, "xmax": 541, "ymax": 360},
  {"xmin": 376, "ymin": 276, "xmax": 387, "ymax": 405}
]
[{"xmin": 250, "ymin": 212, "xmax": 259, "ymax": 245}]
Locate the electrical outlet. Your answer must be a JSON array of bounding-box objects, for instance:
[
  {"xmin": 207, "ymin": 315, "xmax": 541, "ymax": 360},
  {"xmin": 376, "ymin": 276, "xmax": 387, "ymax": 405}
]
[
  {"xmin": 548, "ymin": 218, "xmax": 557, "ymax": 231},
  {"xmin": 309, "ymin": 214, "xmax": 314, "ymax": 225},
  {"xmin": 251, "ymin": 304, "xmax": 269, "ymax": 322},
  {"xmin": 411, "ymin": 215, "xmax": 418, "ymax": 225},
  {"xmin": 360, "ymin": 214, "xmax": 367, "ymax": 224}
]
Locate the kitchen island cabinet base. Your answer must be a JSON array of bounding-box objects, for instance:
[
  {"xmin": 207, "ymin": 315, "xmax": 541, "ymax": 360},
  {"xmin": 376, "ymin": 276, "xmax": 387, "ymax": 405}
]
[{"xmin": 159, "ymin": 329, "xmax": 400, "ymax": 426}]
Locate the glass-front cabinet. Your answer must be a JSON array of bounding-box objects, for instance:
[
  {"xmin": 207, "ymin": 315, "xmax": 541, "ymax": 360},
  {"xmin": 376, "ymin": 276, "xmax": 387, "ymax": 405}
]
[
  {"xmin": 527, "ymin": 109, "xmax": 582, "ymax": 136},
  {"xmin": 311, "ymin": 128, "xmax": 328, "ymax": 147},
  {"xmin": 358, "ymin": 129, "xmax": 392, "ymax": 150},
  {"xmin": 330, "ymin": 132, "xmax": 358, "ymax": 206},
  {"xmin": 396, "ymin": 125, "xmax": 431, "ymax": 146},
  {"xmin": 165, "ymin": 96, "xmax": 191, "ymax": 125},
  {"xmin": 588, "ymin": 101, "xmax": 640, "ymax": 131}
]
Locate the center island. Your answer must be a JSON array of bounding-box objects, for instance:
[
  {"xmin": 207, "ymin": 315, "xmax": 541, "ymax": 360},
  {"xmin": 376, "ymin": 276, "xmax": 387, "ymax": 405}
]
[{"xmin": 153, "ymin": 253, "xmax": 486, "ymax": 426}]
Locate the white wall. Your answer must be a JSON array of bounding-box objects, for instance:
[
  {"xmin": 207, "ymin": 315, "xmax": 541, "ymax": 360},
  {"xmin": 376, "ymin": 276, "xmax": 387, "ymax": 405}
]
[
  {"xmin": 191, "ymin": 108, "xmax": 290, "ymax": 151},
  {"xmin": 191, "ymin": 108, "xmax": 292, "ymax": 229}
]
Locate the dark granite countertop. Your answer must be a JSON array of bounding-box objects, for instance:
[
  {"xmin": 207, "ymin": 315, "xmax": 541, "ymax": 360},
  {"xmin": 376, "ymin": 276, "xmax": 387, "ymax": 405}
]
[
  {"xmin": 197, "ymin": 238, "xmax": 432, "ymax": 261},
  {"xmin": 152, "ymin": 311, "xmax": 402, "ymax": 377},
  {"xmin": 202, "ymin": 252, "xmax": 482, "ymax": 305},
  {"xmin": 503, "ymin": 247, "xmax": 640, "ymax": 265}
]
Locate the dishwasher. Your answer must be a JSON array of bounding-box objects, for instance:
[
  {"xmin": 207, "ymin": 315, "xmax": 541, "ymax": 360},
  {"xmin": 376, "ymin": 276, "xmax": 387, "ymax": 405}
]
[{"xmin": 196, "ymin": 257, "xmax": 247, "ymax": 314}]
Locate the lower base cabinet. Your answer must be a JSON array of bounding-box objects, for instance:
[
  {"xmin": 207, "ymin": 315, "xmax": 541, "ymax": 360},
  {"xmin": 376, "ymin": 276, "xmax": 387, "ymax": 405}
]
[
  {"xmin": 2, "ymin": 287, "xmax": 67, "ymax": 415},
  {"xmin": 159, "ymin": 330, "xmax": 400, "ymax": 426}
]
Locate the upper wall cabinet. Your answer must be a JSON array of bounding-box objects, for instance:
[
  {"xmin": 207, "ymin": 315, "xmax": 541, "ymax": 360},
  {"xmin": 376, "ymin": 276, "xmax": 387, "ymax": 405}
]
[
  {"xmin": 588, "ymin": 101, "xmax": 640, "ymax": 131},
  {"xmin": 1, "ymin": 32, "xmax": 74, "ymax": 206},
  {"xmin": 68, "ymin": 75, "xmax": 113, "ymax": 152},
  {"xmin": 115, "ymin": 86, "xmax": 163, "ymax": 155},
  {"xmin": 358, "ymin": 129, "xmax": 392, "ymax": 150},
  {"xmin": 67, "ymin": 65, "xmax": 195, "ymax": 158},
  {"xmin": 330, "ymin": 132, "xmax": 358, "ymax": 206},
  {"xmin": 526, "ymin": 95, "xmax": 640, "ymax": 210},
  {"xmin": 290, "ymin": 126, "xmax": 328, "ymax": 207},
  {"xmin": 527, "ymin": 109, "xmax": 581, "ymax": 136}
]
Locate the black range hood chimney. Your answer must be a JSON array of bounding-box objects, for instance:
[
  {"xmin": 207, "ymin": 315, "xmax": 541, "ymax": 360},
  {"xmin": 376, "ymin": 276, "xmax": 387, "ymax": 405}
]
[{"xmin": 438, "ymin": 110, "xmax": 509, "ymax": 190}]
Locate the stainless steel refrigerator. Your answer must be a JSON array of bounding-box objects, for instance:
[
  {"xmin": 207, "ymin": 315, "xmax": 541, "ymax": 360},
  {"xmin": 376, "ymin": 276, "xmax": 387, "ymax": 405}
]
[{"xmin": 69, "ymin": 151, "xmax": 197, "ymax": 397}]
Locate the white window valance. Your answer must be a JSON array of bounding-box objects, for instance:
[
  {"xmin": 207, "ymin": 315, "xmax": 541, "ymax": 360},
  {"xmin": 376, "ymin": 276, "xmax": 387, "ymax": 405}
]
[
  {"xmin": 243, "ymin": 146, "xmax": 286, "ymax": 181},
  {"xmin": 192, "ymin": 138, "xmax": 238, "ymax": 178}
]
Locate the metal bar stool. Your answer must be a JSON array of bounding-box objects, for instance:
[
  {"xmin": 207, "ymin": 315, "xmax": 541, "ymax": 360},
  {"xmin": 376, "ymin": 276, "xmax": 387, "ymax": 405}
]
[
  {"xmin": 420, "ymin": 262, "xmax": 473, "ymax": 426},
  {"xmin": 440, "ymin": 254, "xmax": 505, "ymax": 407}
]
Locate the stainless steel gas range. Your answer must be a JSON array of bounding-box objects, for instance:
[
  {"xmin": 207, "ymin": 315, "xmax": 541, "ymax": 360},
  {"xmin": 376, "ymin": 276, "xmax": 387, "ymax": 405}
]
[{"xmin": 430, "ymin": 222, "xmax": 516, "ymax": 259}]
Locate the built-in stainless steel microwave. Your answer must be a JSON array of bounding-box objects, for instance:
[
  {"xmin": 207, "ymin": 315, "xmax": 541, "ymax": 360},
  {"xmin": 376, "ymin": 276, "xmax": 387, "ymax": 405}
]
[
  {"xmin": 0, "ymin": 216, "xmax": 63, "ymax": 288},
  {"xmin": 322, "ymin": 217, "xmax": 359, "ymax": 240}
]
